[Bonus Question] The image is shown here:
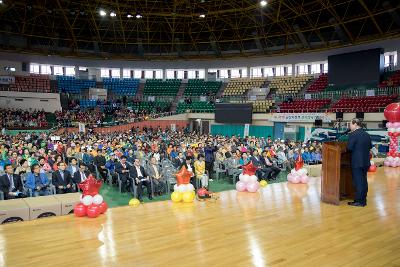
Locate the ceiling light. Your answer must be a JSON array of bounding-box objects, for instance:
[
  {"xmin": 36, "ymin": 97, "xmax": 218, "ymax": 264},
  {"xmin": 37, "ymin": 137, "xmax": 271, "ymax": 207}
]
[
  {"xmin": 110, "ymin": 11, "xmax": 116, "ymax": 17},
  {"xmin": 136, "ymin": 14, "xmax": 142, "ymax": 19},
  {"xmin": 99, "ymin": 9, "xmax": 107, "ymax": 17},
  {"xmin": 260, "ymin": 0, "xmax": 268, "ymax": 7},
  {"xmin": 199, "ymin": 14, "xmax": 205, "ymax": 18},
  {"xmin": 127, "ymin": 14, "xmax": 133, "ymax": 18},
  {"xmin": 0, "ymin": 0, "xmax": 3, "ymax": 4}
]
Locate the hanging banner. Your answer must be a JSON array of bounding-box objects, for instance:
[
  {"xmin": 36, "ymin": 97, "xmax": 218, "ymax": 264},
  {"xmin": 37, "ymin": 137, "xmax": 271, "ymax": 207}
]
[
  {"xmin": 0, "ymin": 76, "xmax": 15, "ymax": 84},
  {"xmin": 270, "ymin": 113, "xmax": 332, "ymax": 123},
  {"xmin": 78, "ymin": 123, "xmax": 86, "ymax": 133},
  {"xmin": 170, "ymin": 124, "xmax": 176, "ymax": 132},
  {"xmin": 244, "ymin": 124, "xmax": 250, "ymax": 137},
  {"xmin": 366, "ymin": 90, "xmax": 375, "ymax": 97},
  {"xmin": 305, "ymin": 94, "xmax": 312, "ymax": 100},
  {"xmin": 304, "ymin": 125, "xmax": 313, "ymax": 142},
  {"xmin": 200, "ymin": 96, "xmax": 207, "ymax": 102}
]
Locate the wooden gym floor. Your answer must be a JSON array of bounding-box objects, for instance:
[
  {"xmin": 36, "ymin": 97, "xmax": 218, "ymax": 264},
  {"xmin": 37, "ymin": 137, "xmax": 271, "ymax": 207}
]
[{"xmin": 0, "ymin": 167, "xmax": 399, "ymax": 267}]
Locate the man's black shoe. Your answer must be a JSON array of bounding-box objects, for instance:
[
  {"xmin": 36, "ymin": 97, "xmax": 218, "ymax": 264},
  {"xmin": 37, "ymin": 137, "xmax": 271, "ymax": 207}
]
[{"xmin": 348, "ymin": 201, "xmax": 366, "ymax": 207}]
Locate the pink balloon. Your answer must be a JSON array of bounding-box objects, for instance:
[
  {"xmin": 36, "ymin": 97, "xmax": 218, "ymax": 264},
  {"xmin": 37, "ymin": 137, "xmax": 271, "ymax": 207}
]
[
  {"xmin": 300, "ymin": 175, "xmax": 309, "ymax": 184},
  {"xmin": 393, "ymin": 122, "xmax": 400, "ymax": 128},
  {"xmin": 246, "ymin": 181, "xmax": 260, "ymax": 193},
  {"xmin": 384, "ymin": 161, "xmax": 390, "ymax": 166},
  {"xmin": 291, "ymin": 175, "xmax": 300, "ymax": 184},
  {"xmin": 387, "ymin": 122, "xmax": 393, "ymax": 128},
  {"xmin": 287, "ymin": 173, "xmax": 293, "ymax": 182},
  {"xmin": 236, "ymin": 181, "xmax": 247, "ymax": 192}
]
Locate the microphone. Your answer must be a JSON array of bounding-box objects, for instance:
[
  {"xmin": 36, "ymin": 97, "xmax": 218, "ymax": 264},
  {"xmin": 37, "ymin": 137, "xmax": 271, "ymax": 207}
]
[
  {"xmin": 343, "ymin": 129, "xmax": 351, "ymax": 134},
  {"xmin": 336, "ymin": 128, "xmax": 351, "ymax": 141}
]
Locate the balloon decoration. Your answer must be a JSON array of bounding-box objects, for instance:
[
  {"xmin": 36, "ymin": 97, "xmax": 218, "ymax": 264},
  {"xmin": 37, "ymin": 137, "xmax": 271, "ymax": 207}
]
[
  {"xmin": 236, "ymin": 173, "xmax": 260, "ymax": 193},
  {"xmin": 171, "ymin": 166, "xmax": 196, "ymax": 203},
  {"xmin": 287, "ymin": 160, "xmax": 309, "ymax": 184},
  {"xmin": 259, "ymin": 180, "xmax": 268, "ymax": 187},
  {"xmin": 73, "ymin": 175, "xmax": 108, "ymax": 218},
  {"xmin": 242, "ymin": 161, "xmax": 258, "ymax": 176},
  {"xmin": 129, "ymin": 198, "xmax": 141, "ymax": 207},
  {"xmin": 294, "ymin": 155, "xmax": 304, "ymax": 171},
  {"xmin": 384, "ymin": 103, "xmax": 400, "ymax": 168}
]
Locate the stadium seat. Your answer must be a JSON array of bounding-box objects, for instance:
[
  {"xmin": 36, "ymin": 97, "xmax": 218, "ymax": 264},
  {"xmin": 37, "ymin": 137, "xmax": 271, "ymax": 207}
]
[
  {"xmin": 8, "ymin": 74, "xmax": 51, "ymax": 93},
  {"xmin": 103, "ymin": 78, "xmax": 140, "ymax": 96},
  {"xmin": 223, "ymin": 78, "xmax": 266, "ymax": 96},
  {"xmin": 176, "ymin": 101, "xmax": 215, "ymax": 113},
  {"xmin": 57, "ymin": 76, "xmax": 96, "ymax": 94},
  {"xmin": 143, "ymin": 79, "xmax": 181, "ymax": 96},
  {"xmin": 278, "ymin": 99, "xmax": 331, "ymax": 113},
  {"xmin": 269, "ymin": 75, "xmax": 313, "ymax": 95},
  {"xmin": 307, "ymin": 74, "xmax": 328, "ymax": 93},
  {"xmin": 328, "ymin": 95, "xmax": 398, "ymax": 113},
  {"xmin": 184, "ymin": 79, "xmax": 222, "ymax": 96}
]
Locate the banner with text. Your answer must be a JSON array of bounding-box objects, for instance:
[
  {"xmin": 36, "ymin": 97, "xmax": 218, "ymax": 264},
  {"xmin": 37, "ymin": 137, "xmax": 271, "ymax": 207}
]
[
  {"xmin": 0, "ymin": 76, "xmax": 15, "ymax": 84},
  {"xmin": 270, "ymin": 113, "xmax": 332, "ymax": 123}
]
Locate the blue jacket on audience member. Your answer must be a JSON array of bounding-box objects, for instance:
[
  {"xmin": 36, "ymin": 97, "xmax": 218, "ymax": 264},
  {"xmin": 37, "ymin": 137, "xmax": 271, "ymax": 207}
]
[
  {"xmin": 302, "ymin": 152, "xmax": 311, "ymax": 163},
  {"xmin": 25, "ymin": 172, "xmax": 49, "ymax": 190}
]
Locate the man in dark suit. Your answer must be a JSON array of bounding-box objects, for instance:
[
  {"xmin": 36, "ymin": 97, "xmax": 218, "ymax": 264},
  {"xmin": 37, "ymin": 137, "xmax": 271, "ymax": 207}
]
[
  {"xmin": 52, "ymin": 162, "xmax": 73, "ymax": 194},
  {"xmin": 115, "ymin": 156, "xmax": 131, "ymax": 193},
  {"xmin": 250, "ymin": 150, "xmax": 264, "ymax": 180},
  {"xmin": 347, "ymin": 118, "xmax": 372, "ymax": 207},
  {"xmin": 173, "ymin": 152, "xmax": 185, "ymax": 168},
  {"xmin": 93, "ymin": 149, "xmax": 107, "ymax": 181},
  {"xmin": 129, "ymin": 158, "xmax": 152, "ymax": 202},
  {"xmin": 73, "ymin": 163, "xmax": 90, "ymax": 191},
  {"xmin": 0, "ymin": 164, "xmax": 25, "ymax": 200}
]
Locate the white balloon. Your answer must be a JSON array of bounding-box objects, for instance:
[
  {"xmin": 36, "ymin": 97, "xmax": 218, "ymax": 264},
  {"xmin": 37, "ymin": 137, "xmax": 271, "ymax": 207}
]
[
  {"xmin": 300, "ymin": 168, "xmax": 308, "ymax": 175},
  {"xmin": 241, "ymin": 174, "xmax": 250, "ymax": 183},
  {"xmin": 82, "ymin": 195, "xmax": 93, "ymax": 206},
  {"xmin": 387, "ymin": 156, "xmax": 394, "ymax": 161},
  {"xmin": 93, "ymin": 194, "xmax": 103, "ymax": 205},
  {"xmin": 79, "ymin": 194, "xmax": 84, "ymax": 203},
  {"xmin": 187, "ymin": 183, "xmax": 195, "ymax": 191},
  {"xmin": 178, "ymin": 184, "xmax": 188, "ymax": 192},
  {"xmin": 370, "ymin": 160, "xmax": 375, "ymax": 166},
  {"xmin": 173, "ymin": 184, "xmax": 179, "ymax": 192},
  {"xmin": 388, "ymin": 128, "xmax": 395, "ymax": 133},
  {"xmin": 396, "ymin": 128, "xmax": 400, "ymax": 133},
  {"xmin": 290, "ymin": 169, "xmax": 296, "ymax": 175},
  {"xmin": 248, "ymin": 175, "xmax": 258, "ymax": 183},
  {"xmin": 239, "ymin": 173, "xmax": 245, "ymax": 182},
  {"xmin": 395, "ymin": 157, "xmax": 400, "ymax": 162}
]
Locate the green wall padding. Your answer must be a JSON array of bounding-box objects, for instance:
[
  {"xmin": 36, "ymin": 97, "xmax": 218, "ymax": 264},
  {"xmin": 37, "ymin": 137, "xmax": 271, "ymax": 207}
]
[
  {"xmin": 211, "ymin": 124, "xmax": 245, "ymax": 137},
  {"xmin": 249, "ymin": 126, "xmax": 274, "ymax": 138},
  {"xmin": 298, "ymin": 126, "xmax": 305, "ymax": 141},
  {"xmin": 5, "ymin": 129, "xmax": 53, "ymax": 136}
]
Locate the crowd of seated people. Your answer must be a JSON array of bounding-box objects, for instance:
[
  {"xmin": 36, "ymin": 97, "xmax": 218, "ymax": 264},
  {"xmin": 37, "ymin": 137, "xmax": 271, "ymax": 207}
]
[
  {"xmin": 0, "ymin": 108, "xmax": 48, "ymax": 129},
  {"xmin": 0, "ymin": 128, "xmax": 324, "ymax": 202}
]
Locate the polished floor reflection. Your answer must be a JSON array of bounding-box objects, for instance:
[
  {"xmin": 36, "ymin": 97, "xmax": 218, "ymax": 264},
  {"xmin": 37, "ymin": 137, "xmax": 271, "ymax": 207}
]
[{"xmin": 0, "ymin": 167, "xmax": 399, "ymax": 267}]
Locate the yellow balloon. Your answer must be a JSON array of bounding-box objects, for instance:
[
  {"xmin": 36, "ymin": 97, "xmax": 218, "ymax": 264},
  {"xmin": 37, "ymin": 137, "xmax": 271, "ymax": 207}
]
[
  {"xmin": 260, "ymin": 180, "xmax": 268, "ymax": 187},
  {"xmin": 182, "ymin": 191, "xmax": 195, "ymax": 203},
  {"xmin": 191, "ymin": 191, "xmax": 196, "ymax": 198},
  {"xmin": 129, "ymin": 198, "xmax": 140, "ymax": 207},
  {"xmin": 171, "ymin": 192, "xmax": 182, "ymax": 203}
]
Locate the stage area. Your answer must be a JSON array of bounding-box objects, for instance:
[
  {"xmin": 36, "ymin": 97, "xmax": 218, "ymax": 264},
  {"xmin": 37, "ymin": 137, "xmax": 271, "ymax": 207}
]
[{"xmin": 0, "ymin": 167, "xmax": 399, "ymax": 267}]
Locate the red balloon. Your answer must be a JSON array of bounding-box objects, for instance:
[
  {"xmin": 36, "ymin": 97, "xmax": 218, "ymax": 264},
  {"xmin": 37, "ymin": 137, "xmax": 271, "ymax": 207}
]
[
  {"xmin": 197, "ymin": 188, "xmax": 208, "ymax": 197},
  {"xmin": 295, "ymin": 155, "xmax": 304, "ymax": 171},
  {"xmin": 242, "ymin": 161, "xmax": 258, "ymax": 176},
  {"xmin": 79, "ymin": 175, "xmax": 103, "ymax": 196},
  {"xmin": 175, "ymin": 166, "xmax": 193, "ymax": 185},
  {"xmin": 86, "ymin": 204, "xmax": 101, "ymax": 218},
  {"xmin": 74, "ymin": 203, "xmax": 87, "ymax": 217},
  {"xmin": 98, "ymin": 201, "xmax": 108, "ymax": 214},
  {"xmin": 368, "ymin": 165, "xmax": 377, "ymax": 172},
  {"xmin": 384, "ymin": 102, "xmax": 400, "ymax": 122}
]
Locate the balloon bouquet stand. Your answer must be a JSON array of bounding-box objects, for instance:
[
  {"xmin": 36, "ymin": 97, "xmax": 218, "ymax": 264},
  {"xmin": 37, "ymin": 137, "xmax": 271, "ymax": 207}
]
[
  {"xmin": 74, "ymin": 175, "xmax": 108, "ymax": 218},
  {"xmin": 287, "ymin": 156, "xmax": 309, "ymax": 184},
  {"xmin": 384, "ymin": 103, "xmax": 400, "ymax": 168},
  {"xmin": 236, "ymin": 162, "xmax": 267, "ymax": 193}
]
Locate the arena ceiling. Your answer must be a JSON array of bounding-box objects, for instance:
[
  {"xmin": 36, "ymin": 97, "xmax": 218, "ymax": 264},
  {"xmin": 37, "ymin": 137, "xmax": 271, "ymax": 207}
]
[{"xmin": 0, "ymin": 0, "xmax": 399, "ymax": 60}]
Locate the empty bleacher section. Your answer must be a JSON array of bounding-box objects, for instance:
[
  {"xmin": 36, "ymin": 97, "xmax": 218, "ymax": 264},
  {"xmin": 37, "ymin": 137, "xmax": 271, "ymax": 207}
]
[
  {"xmin": 278, "ymin": 99, "xmax": 331, "ymax": 113},
  {"xmin": 306, "ymin": 74, "xmax": 328, "ymax": 93},
  {"xmin": 230, "ymin": 100, "xmax": 276, "ymax": 113},
  {"xmin": 176, "ymin": 101, "xmax": 215, "ymax": 113},
  {"xmin": 328, "ymin": 95, "xmax": 397, "ymax": 113},
  {"xmin": 7, "ymin": 75, "xmax": 51, "ymax": 93},
  {"xmin": 269, "ymin": 75, "xmax": 313, "ymax": 95},
  {"xmin": 223, "ymin": 78, "xmax": 266, "ymax": 96},
  {"xmin": 379, "ymin": 70, "xmax": 400, "ymax": 88},
  {"xmin": 183, "ymin": 79, "xmax": 222, "ymax": 96},
  {"xmin": 56, "ymin": 76, "xmax": 96, "ymax": 94},
  {"xmin": 103, "ymin": 78, "xmax": 140, "ymax": 96},
  {"xmin": 129, "ymin": 101, "xmax": 171, "ymax": 113},
  {"xmin": 143, "ymin": 79, "xmax": 181, "ymax": 96}
]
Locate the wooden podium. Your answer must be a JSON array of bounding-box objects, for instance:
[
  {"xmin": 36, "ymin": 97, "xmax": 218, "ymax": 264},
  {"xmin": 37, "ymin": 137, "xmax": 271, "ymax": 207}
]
[{"xmin": 321, "ymin": 141, "xmax": 355, "ymax": 205}]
